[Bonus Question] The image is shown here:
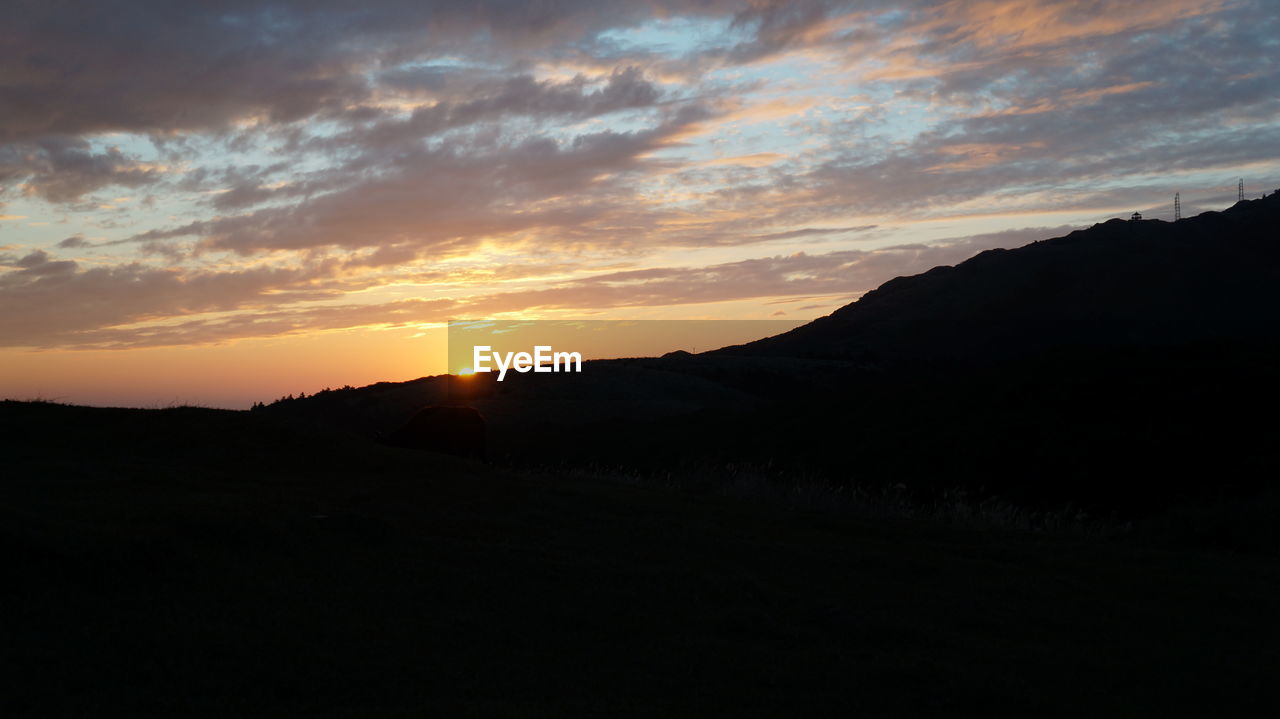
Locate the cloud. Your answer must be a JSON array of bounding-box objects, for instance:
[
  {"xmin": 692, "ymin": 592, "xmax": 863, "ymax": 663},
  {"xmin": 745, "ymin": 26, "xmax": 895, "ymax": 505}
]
[
  {"xmin": 56, "ymin": 235, "xmax": 90, "ymax": 249},
  {"xmin": 0, "ymin": 1, "xmax": 744, "ymax": 143},
  {"xmin": 0, "ymin": 223, "xmax": 1077, "ymax": 349},
  {"xmin": 132, "ymin": 104, "xmax": 720, "ymax": 256},
  {"xmin": 0, "ymin": 137, "xmax": 163, "ymax": 203},
  {"xmin": 455, "ymin": 224, "xmax": 1075, "ymax": 314},
  {"xmin": 0, "ymin": 250, "xmax": 340, "ymax": 347},
  {"xmin": 3, "ymin": 0, "xmax": 1277, "ymax": 357},
  {"xmin": 319, "ymin": 66, "xmax": 665, "ymax": 153}
]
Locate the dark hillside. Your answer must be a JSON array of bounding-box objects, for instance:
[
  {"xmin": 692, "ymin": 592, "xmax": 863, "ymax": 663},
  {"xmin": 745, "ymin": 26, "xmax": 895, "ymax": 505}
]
[
  {"xmin": 1, "ymin": 400, "xmax": 1276, "ymax": 716},
  {"xmin": 258, "ymin": 198, "xmax": 1280, "ymax": 515},
  {"xmin": 723, "ymin": 194, "xmax": 1280, "ymax": 364}
]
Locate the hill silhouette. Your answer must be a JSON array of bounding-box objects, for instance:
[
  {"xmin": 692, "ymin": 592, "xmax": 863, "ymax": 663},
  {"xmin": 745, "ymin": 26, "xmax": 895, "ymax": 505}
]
[
  {"xmin": 259, "ymin": 196, "xmax": 1280, "ymax": 515},
  {"xmin": 5, "ymin": 199, "xmax": 1280, "ymax": 715},
  {"xmin": 722, "ymin": 193, "xmax": 1280, "ymax": 364}
]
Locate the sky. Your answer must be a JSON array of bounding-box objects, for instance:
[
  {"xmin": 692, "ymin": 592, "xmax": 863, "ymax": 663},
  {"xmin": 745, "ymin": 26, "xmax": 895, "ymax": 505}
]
[{"xmin": 2, "ymin": 0, "xmax": 1278, "ymax": 408}]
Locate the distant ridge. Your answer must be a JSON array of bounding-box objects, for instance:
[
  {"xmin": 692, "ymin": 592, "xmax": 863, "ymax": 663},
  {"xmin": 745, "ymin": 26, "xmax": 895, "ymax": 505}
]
[{"xmin": 721, "ymin": 194, "xmax": 1280, "ymax": 364}]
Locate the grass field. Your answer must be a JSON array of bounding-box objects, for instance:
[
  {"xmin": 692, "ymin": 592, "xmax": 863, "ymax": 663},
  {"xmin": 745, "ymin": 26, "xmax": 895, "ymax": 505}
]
[{"xmin": 2, "ymin": 400, "xmax": 1276, "ymax": 717}]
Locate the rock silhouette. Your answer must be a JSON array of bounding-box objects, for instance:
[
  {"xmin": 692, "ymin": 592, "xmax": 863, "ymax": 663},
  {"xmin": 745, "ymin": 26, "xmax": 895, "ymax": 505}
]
[{"xmin": 380, "ymin": 405, "xmax": 486, "ymax": 459}]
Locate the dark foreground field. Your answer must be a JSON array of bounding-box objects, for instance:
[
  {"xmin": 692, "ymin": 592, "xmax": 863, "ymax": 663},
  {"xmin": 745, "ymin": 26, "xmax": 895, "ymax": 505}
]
[{"xmin": 2, "ymin": 400, "xmax": 1276, "ymax": 717}]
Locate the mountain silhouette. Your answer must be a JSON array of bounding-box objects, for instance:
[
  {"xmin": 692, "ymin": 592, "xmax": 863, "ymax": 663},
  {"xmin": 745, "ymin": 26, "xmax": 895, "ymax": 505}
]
[
  {"xmin": 259, "ymin": 195, "xmax": 1280, "ymax": 514},
  {"xmin": 721, "ymin": 194, "xmax": 1280, "ymax": 365}
]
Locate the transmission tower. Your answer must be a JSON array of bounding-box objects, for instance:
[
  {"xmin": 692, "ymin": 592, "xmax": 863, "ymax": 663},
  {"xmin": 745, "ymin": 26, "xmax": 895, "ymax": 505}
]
[
  {"xmin": 1238, "ymin": 178, "xmax": 1245, "ymax": 201},
  {"xmin": 1174, "ymin": 192, "xmax": 1181, "ymax": 221}
]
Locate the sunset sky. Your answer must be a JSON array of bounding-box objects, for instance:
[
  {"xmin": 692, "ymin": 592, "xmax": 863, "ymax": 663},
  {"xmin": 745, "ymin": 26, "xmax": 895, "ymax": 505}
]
[{"xmin": 3, "ymin": 0, "xmax": 1278, "ymax": 407}]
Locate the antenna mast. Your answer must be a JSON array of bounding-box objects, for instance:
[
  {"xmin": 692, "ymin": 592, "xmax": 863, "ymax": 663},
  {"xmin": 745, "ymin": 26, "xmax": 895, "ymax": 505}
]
[
  {"xmin": 1238, "ymin": 178, "xmax": 1245, "ymax": 202},
  {"xmin": 1174, "ymin": 192, "xmax": 1181, "ymax": 221}
]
